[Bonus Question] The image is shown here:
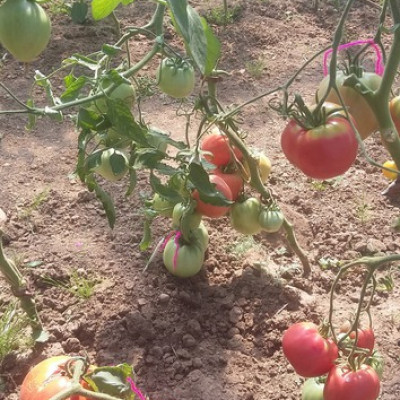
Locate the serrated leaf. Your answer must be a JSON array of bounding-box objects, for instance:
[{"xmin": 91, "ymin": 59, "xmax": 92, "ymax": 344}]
[
  {"xmin": 154, "ymin": 163, "xmax": 179, "ymax": 176},
  {"xmin": 61, "ymin": 76, "xmax": 88, "ymax": 102},
  {"xmin": 91, "ymin": 0, "xmax": 120, "ymax": 20},
  {"xmin": 167, "ymin": 0, "xmax": 221, "ymax": 76},
  {"xmin": 189, "ymin": 163, "xmax": 232, "ymax": 206},
  {"xmin": 63, "ymin": 54, "xmax": 99, "ymax": 70},
  {"xmin": 134, "ymin": 148, "xmax": 166, "ymax": 169},
  {"xmin": 376, "ymin": 275, "xmax": 394, "ymax": 292},
  {"xmin": 77, "ymin": 108, "xmax": 110, "ymax": 132}
]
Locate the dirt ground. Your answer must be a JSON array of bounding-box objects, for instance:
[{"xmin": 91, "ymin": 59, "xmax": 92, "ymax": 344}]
[{"xmin": 1, "ymin": 1, "xmax": 400, "ymax": 399}]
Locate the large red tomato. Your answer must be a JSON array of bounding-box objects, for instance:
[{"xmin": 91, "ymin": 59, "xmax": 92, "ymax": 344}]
[
  {"xmin": 212, "ymin": 168, "xmax": 244, "ymax": 200},
  {"xmin": 281, "ymin": 103, "xmax": 358, "ymax": 180},
  {"xmin": 201, "ymin": 130, "xmax": 243, "ymax": 167},
  {"xmin": 282, "ymin": 322, "xmax": 338, "ymax": 377},
  {"xmin": 192, "ymin": 174, "xmax": 233, "ymax": 218},
  {"xmin": 324, "ymin": 364, "xmax": 380, "ymax": 400},
  {"xmin": 20, "ymin": 356, "xmax": 93, "ymax": 400}
]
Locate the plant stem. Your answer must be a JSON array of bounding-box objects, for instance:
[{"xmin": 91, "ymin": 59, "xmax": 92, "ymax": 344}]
[{"xmin": 0, "ymin": 232, "xmax": 46, "ymax": 341}]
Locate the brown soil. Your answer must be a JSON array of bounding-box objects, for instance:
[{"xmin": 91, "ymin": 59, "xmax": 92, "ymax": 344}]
[{"xmin": 1, "ymin": 1, "xmax": 400, "ymax": 399}]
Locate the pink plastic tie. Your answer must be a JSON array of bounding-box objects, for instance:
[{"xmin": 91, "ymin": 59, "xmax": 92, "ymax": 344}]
[
  {"xmin": 173, "ymin": 231, "xmax": 182, "ymax": 270},
  {"xmin": 127, "ymin": 377, "xmax": 146, "ymax": 400},
  {"xmin": 160, "ymin": 231, "xmax": 175, "ymax": 252},
  {"xmin": 323, "ymin": 39, "xmax": 384, "ymax": 76}
]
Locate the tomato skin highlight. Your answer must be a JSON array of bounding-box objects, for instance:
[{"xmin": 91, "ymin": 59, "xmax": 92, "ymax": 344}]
[
  {"xmin": 317, "ymin": 71, "xmax": 382, "ymax": 139},
  {"xmin": 282, "ymin": 322, "xmax": 338, "ymax": 377},
  {"xmin": 157, "ymin": 58, "xmax": 195, "ymax": 98},
  {"xmin": 201, "ymin": 132, "xmax": 243, "ymax": 167},
  {"xmin": 192, "ymin": 174, "xmax": 233, "ymax": 218},
  {"xmin": 281, "ymin": 104, "xmax": 358, "ymax": 180},
  {"xmin": 324, "ymin": 364, "xmax": 380, "ymax": 400},
  {"xmin": 20, "ymin": 356, "xmax": 93, "ymax": 400},
  {"xmin": 0, "ymin": 0, "xmax": 51, "ymax": 62}
]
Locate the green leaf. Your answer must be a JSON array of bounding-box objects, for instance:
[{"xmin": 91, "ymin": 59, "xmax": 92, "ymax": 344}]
[
  {"xmin": 150, "ymin": 173, "xmax": 182, "ymax": 204},
  {"xmin": 61, "ymin": 76, "xmax": 88, "ymax": 102},
  {"xmin": 140, "ymin": 218, "xmax": 152, "ymax": 251},
  {"xmin": 102, "ymin": 44, "xmax": 122, "ymax": 57},
  {"xmin": 189, "ymin": 163, "xmax": 232, "ymax": 206},
  {"xmin": 135, "ymin": 148, "xmax": 167, "ymax": 169},
  {"xmin": 109, "ymin": 151, "xmax": 128, "ymax": 175},
  {"xmin": 125, "ymin": 167, "xmax": 137, "ymax": 197},
  {"xmin": 91, "ymin": 0, "xmax": 120, "ymax": 20},
  {"xmin": 77, "ymin": 107, "xmax": 110, "ymax": 132},
  {"xmin": 106, "ymin": 100, "xmax": 148, "ymax": 145},
  {"xmin": 71, "ymin": 1, "xmax": 88, "ymax": 24},
  {"xmin": 93, "ymin": 182, "xmax": 116, "ymax": 229},
  {"xmin": 63, "ymin": 54, "xmax": 99, "ymax": 70},
  {"xmin": 85, "ymin": 364, "xmax": 135, "ymax": 399},
  {"xmin": 167, "ymin": 0, "xmax": 221, "ymax": 76},
  {"xmin": 376, "ymin": 274, "xmax": 394, "ymax": 292}
]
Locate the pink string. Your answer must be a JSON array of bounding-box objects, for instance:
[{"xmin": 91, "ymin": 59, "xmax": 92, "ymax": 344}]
[
  {"xmin": 323, "ymin": 39, "xmax": 384, "ymax": 76},
  {"xmin": 173, "ymin": 231, "xmax": 182, "ymax": 270},
  {"xmin": 160, "ymin": 230, "xmax": 182, "ymax": 271},
  {"xmin": 127, "ymin": 377, "xmax": 146, "ymax": 400}
]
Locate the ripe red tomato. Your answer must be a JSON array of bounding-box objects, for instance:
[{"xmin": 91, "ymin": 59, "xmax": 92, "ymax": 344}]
[
  {"xmin": 324, "ymin": 364, "xmax": 380, "ymax": 400},
  {"xmin": 20, "ymin": 356, "xmax": 93, "ymax": 400},
  {"xmin": 192, "ymin": 174, "xmax": 233, "ymax": 218},
  {"xmin": 349, "ymin": 328, "xmax": 375, "ymax": 355},
  {"xmin": 318, "ymin": 71, "xmax": 382, "ymax": 140},
  {"xmin": 212, "ymin": 168, "xmax": 244, "ymax": 200},
  {"xmin": 201, "ymin": 130, "xmax": 243, "ymax": 167},
  {"xmin": 281, "ymin": 103, "xmax": 358, "ymax": 180},
  {"xmin": 282, "ymin": 322, "xmax": 338, "ymax": 377}
]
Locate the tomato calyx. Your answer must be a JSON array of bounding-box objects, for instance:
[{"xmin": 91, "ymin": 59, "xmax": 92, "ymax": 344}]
[{"xmin": 285, "ymin": 95, "xmax": 349, "ymax": 131}]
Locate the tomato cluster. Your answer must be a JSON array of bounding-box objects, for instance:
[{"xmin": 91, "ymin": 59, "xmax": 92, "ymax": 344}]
[{"xmin": 283, "ymin": 321, "xmax": 381, "ymax": 400}]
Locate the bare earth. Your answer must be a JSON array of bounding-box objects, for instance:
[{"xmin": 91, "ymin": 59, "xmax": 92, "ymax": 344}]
[{"xmin": 1, "ymin": 1, "xmax": 400, "ymax": 399}]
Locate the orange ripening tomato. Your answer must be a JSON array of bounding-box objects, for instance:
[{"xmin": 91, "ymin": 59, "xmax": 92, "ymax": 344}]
[{"xmin": 20, "ymin": 356, "xmax": 94, "ymax": 400}]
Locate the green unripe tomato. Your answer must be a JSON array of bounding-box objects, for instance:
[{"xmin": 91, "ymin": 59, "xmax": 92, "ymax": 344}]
[
  {"xmin": 191, "ymin": 222, "xmax": 209, "ymax": 252},
  {"xmin": 258, "ymin": 208, "xmax": 284, "ymax": 233},
  {"xmin": 157, "ymin": 58, "xmax": 195, "ymax": 98},
  {"xmin": 94, "ymin": 80, "xmax": 136, "ymax": 113},
  {"xmin": 0, "ymin": 0, "xmax": 51, "ymax": 62},
  {"xmin": 302, "ymin": 378, "xmax": 324, "ymax": 400},
  {"xmin": 172, "ymin": 203, "xmax": 202, "ymax": 230},
  {"xmin": 92, "ymin": 149, "xmax": 129, "ymax": 182},
  {"xmin": 366, "ymin": 351, "xmax": 384, "ymax": 379},
  {"xmin": 230, "ymin": 198, "xmax": 262, "ymax": 235},
  {"xmin": 152, "ymin": 193, "xmax": 175, "ymax": 218},
  {"xmin": 163, "ymin": 236, "xmax": 205, "ymax": 278}
]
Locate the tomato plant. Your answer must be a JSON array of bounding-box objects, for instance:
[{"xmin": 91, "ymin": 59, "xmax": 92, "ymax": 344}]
[
  {"xmin": 301, "ymin": 378, "xmax": 324, "ymax": 400},
  {"xmin": 20, "ymin": 356, "xmax": 93, "ymax": 400},
  {"xmin": 339, "ymin": 321, "xmax": 375, "ymax": 355},
  {"xmin": 281, "ymin": 102, "xmax": 358, "ymax": 180},
  {"xmin": 230, "ymin": 197, "xmax": 262, "ymax": 235},
  {"xmin": 0, "ymin": 0, "xmax": 51, "ymax": 62},
  {"xmin": 201, "ymin": 130, "xmax": 243, "ymax": 167},
  {"xmin": 192, "ymin": 174, "xmax": 233, "ymax": 218},
  {"xmin": 282, "ymin": 322, "xmax": 338, "ymax": 377},
  {"xmin": 157, "ymin": 57, "xmax": 195, "ymax": 98},
  {"xmin": 258, "ymin": 207, "xmax": 284, "ymax": 233},
  {"xmin": 324, "ymin": 364, "xmax": 380, "ymax": 400},
  {"xmin": 366, "ymin": 351, "xmax": 384, "ymax": 379},
  {"xmin": 90, "ymin": 149, "xmax": 129, "ymax": 182},
  {"xmin": 212, "ymin": 169, "xmax": 244, "ymax": 200},
  {"xmin": 390, "ymin": 95, "xmax": 400, "ymax": 134},
  {"xmin": 317, "ymin": 70, "xmax": 382, "ymax": 140},
  {"xmin": 163, "ymin": 234, "xmax": 205, "ymax": 277}
]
